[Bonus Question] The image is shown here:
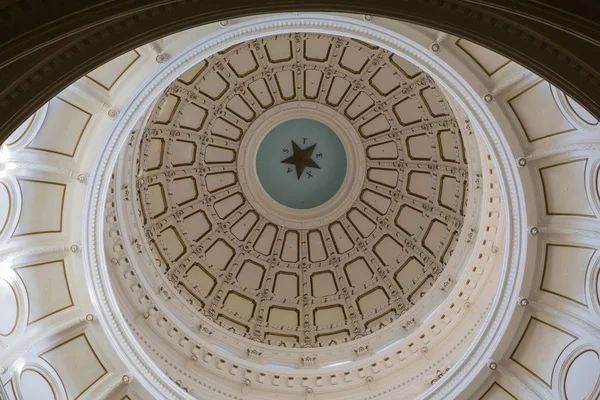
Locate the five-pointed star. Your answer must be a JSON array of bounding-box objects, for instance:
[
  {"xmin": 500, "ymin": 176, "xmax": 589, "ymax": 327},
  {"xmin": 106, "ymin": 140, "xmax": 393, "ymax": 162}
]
[{"xmin": 281, "ymin": 140, "xmax": 320, "ymax": 179}]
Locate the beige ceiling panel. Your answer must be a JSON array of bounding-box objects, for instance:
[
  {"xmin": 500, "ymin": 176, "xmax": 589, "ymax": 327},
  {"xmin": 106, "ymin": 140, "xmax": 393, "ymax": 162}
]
[
  {"xmin": 367, "ymin": 168, "xmax": 398, "ymax": 188},
  {"xmin": 304, "ymin": 70, "xmax": 324, "ymax": 99},
  {"xmin": 27, "ymin": 97, "xmax": 91, "ymax": 157},
  {"xmin": 211, "ymin": 118, "xmax": 243, "ymax": 141},
  {"xmin": 455, "ymin": 39, "xmax": 510, "ymax": 76},
  {"xmin": 227, "ymin": 49, "xmax": 259, "ymax": 78},
  {"xmin": 268, "ymin": 306, "xmax": 299, "ymax": 327},
  {"xmin": 154, "ymin": 94, "xmax": 180, "ymax": 124},
  {"xmin": 171, "ymin": 177, "xmax": 198, "ymax": 206},
  {"xmin": 236, "ymin": 260, "xmax": 265, "ymax": 290},
  {"xmin": 205, "ymin": 171, "xmax": 237, "ymax": 193},
  {"xmin": 344, "ymin": 257, "xmax": 374, "ymax": 287},
  {"xmin": 275, "ymin": 70, "xmax": 296, "ymax": 100},
  {"xmin": 508, "ymin": 81, "xmax": 575, "ymax": 142},
  {"xmin": 541, "ymin": 244, "xmax": 595, "ymax": 305},
  {"xmin": 539, "ymin": 159, "xmax": 594, "ymax": 217},
  {"xmin": 147, "ymin": 183, "xmax": 168, "ymax": 217},
  {"xmin": 182, "ymin": 210, "xmax": 212, "ymax": 242},
  {"xmin": 311, "ymin": 271, "xmax": 337, "ymax": 297},
  {"xmin": 361, "ymin": 189, "xmax": 391, "ymax": 215},
  {"xmin": 226, "ymin": 95, "xmax": 255, "ymax": 122},
  {"xmin": 280, "ymin": 230, "xmax": 299, "ymax": 262},
  {"xmin": 230, "ymin": 211, "xmax": 259, "ymax": 241},
  {"xmin": 204, "ymin": 239, "xmax": 235, "ymax": 270},
  {"xmin": 197, "ymin": 71, "xmax": 229, "ymax": 100},
  {"xmin": 264, "ymin": 38, "xmax": 293, "ymax": 63},
  {"xmin": 303, "ymin": 37, "xmax": 331, "ymax": 62},
  {"xmin": 177, "ymin": 60, "xmax": 208, "ymax": 85},
  {"xmin": 359, "ymin": 114, "xmax": 391, "ymax": 139},
  {"xmin": 373, "ymin": 235, "xmax": 404, "ymax": 266},
  {"xmin": 328, "ymin": 222, "xmax": 354, "ymax": 254},
  {"xmin": 15, "ymin": 260, "xmax": 73, "ymax": 325},
  {"xmin": 369, "ymin": 66, "xmax": 401, "ymax": 96},
  {"xmin": 177, "ymin": 103, "xmax": 207, "ymax": 132},
  {"xmin": 159, "ymin": 226, "xmax": 186, "ymax": 262},
  {"xmin": 185, "ymin": 263, "xmax": 217, "ymax": 296},
  {"xmin": 213, "ymin": 193, "xmax": 244, "ymax": 219},
  {"xmin": 357, "ymin": 287, "xmax": 389, "ymax": 315},
  {"xmin": 395, "ymin": 204, "xmax": 424, "ymax": 236},
  {"xmin": 144, "ymin": 138, "xmax": 165, "ymax": 171},
  {"xmin": 406, "ymin": 133, "xmax": 433, "ymax": 160},
  {"xmin": 253, "ymin": 224, "xmax": 278, "ymax": 255},
  {"xmin": 85, "ymin": 49, "xmax": 140, "ymax": 90},
  {"xmin": 393, "ymin": 97, "xmax": 422, "ymax": 126},
  {"xmin": 40, "ymin": 334, "xmax": 107, "ymax": 400},
  {"xmin": 326, "ymin": 76, "xmax": 351, "ymax": 106},
  {"xmin": 394, "ymin": 257, "xmax": 424, "ymax": 290},
  {"xmin": 272, "ymin": 272, "xmax": 299, "ymax": 298},
  {"xmin": 223, "ymin": 291, "xmax": 256, "ymax": 319},
  {"xmin": 422, "ymin": 219, "xmax": 448, "ymax": 255},
  {"xmin": 511, "ymin": 317, "xmax": 577, "ymax": 387},
  {"xmin": 14, "ymin": 179, "xmax": 65, "ymax": 236},
  {"xmin": 366, "ymin": 140, "xmax": 399, "ymax": 160},
  {"xmin": 439, "ymin": 175, "xmax": 460, "ymax": 211},
  {"xmin": 170, "ymin": 140, "xmax": 197, "ymax": 166},
  {"xmin": 339, "ymin": 46, "xmax": 369, "ymax": 74},
  {"xmin": 406, "ymin": 171, "xmax": 433, "ymax": 200},
  {"xmin": 248, "ymin": 79, "xmax": 274, "ymax": 108},
  {"xmin": 204, "ymin": 145, "xmax": 236, "ymax": 164},
  {"xmin": 308, "ymin": 230, "xmax": 328, "ymax": 262},
  {"xmin": 347, "ymin": 209, "xmax": 376, "ymax": 238},
  {"xmin": 314, "ymin": 305, "xmax": 346, "ymax": 326}
]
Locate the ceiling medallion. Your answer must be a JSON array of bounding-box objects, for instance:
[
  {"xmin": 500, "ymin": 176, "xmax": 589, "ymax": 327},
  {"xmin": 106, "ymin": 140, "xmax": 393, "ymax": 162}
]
[{"xmin": 281, "ymin": 140, "xmax": 321, "ymax": 180}]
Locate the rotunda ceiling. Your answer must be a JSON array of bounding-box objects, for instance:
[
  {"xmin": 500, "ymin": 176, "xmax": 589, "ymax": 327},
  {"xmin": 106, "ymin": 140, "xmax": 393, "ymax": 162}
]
[{"xmin": 125, "ymin": 33, "xmax": 471, "ymax": 347}]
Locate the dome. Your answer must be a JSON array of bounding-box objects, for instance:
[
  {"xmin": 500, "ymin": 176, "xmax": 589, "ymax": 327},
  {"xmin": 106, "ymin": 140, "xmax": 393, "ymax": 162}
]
[{"xmin": 0, "ymin": 11, "xmax": 599, "ymax": 400}]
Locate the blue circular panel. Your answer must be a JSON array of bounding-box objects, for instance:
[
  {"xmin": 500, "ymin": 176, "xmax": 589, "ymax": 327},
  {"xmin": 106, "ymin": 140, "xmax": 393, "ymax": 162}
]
[{"xmin": 256, "ymin": 119, "xmax": 347, "ymax": 209}]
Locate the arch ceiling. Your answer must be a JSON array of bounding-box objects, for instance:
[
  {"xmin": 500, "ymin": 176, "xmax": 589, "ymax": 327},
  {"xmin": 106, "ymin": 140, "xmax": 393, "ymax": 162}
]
[{"xmin": 0, "ymin": 11, "xmax": 599, "ymax": 400}]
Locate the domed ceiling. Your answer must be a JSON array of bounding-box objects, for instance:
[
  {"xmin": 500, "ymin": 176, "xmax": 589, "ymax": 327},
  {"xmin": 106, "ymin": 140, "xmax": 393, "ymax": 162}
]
[{"xmin": 124, "ymin": 33, "xmax": 471, "ymax": 347}]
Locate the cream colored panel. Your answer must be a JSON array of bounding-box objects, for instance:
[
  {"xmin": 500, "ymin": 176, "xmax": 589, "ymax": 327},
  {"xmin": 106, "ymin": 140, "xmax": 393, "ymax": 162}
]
[
  {"xmin": 144, "ymin": 138, "xmax": 164, "ymax": 170},
  {"xmin": 185, "ymin": 264, "xmax": 216, "ymax": 295},
  {"xmin": 359, "ymin": 114, "xmax": 390, "ymax": 138},
  {"xmin": 347, "ymin": 209, "xmax": 376, "ymax": 238},
  {"xmin": 236, "ymin": 260, "xmax": 265, "ymax": 289},
  {"xmin": 264, "ymin": 39, "xmax": 292, "ymax": 62},
  {"xmin": 218, "ymin": 315, "xmax": 248, "ymax": 333},
  {"xmin": 183, "ymin": 210, "xmax": 212, "ymax": 242},
  {"xmin": 226, "ymin": 95, "xmax": 255, "ymax": 122},
  {"xmin": 308, "ymin": 231, "xmax": 327, "ymax": 262},
  {"xmin": 539, "ymin": 160, "xmax": 594, "ymax": 217},
  {"xmin": 314, "ymin": 305, "xmax": 345, "ymax": 326},
  {"xmin": 147, "ymin": 183, "xmax": 167, "ymax": 217},
  {"xmin": 367, "ymin": 168, "xmax": 398, "ymax": 188},
  {"xmin": 223, "ymin": 292, "xmax": 255, "ymax": 318},
  {"xmin": 329, "ymin": 222, "xmax": 353, "ymax": 254},
  {"xmin": 40, "ymin": 334, "xmax": 107, "ymax": 400},
  {"xmin": 170, "ymin": 140, "xmax": 196, "ymax": 166},
  {"xmin": 178, "ymin": 103, "xmax": 207, "ymax": 132},
  {"xmin": 28, "ymin": 98, "xmax": 90, "ymax": 157},
  {"xmin": 357, "ymin": 288, "xmax": 389, "ymax": 314},
  {"xmin": 326, "ymin": 77, "xmax": 351, "ymax": 106},
  {"xmin": 205, "ymin": 239, "xmax": 235, "ymax": 270},
  {"xmin": 171, "ymin": 177, "xmax": 197, "ymax": 206},
  {"xmin": 389, "ymin": 54, "xmax": 422, "ymax": 78},
  {"xmin": 479, "ymin": 382, "xmax": 518, "ymax": 400},
  {"xmin": 373, "ymin": 235, "xmax": 403, "ymax": 266},
  {"xmin": 304, "ymin": 70, "xmax": 323, "ymax": 99},
  {"xmin": 177, "ymin": 60, "xmax": 207, "ymax": 85},
  {"xmin": 273, "ymin": 272, "xmax": 299, "ymax": 298},
  {"xmin": 197, "ymin": 72, "xmax": 229, "ymax": 100},
  {"xmin": 265, "ymin": 332, "xmax": 298, "ymax": 344},
  {"xmin": 509, "ymin": 81, "xmax": 575, "ymax": 142},
  {"xmin": 345, "ymin": 92, "xmax": 374, "ymax": 120},
  {"xmin": 439, "ymin": 175, "xmax": 459, "ymax": 211},
  {"xmin": 542, "ymin": 244, "xmax": 595, "ymax": 305},
  {"xmin": 0, "ymin": 279, "xmax": 18, "ymax": 335},
  {"xmin": 311, "ymin": 271, "xmax": 337, "ymax": 297},
  {"xmin": 15, "ymin": 260, "xmax": 72, "ymax": 324},
  {"xmin": 339, "ymin": 46, "xmax": 369, "ymax": 74},
  {"xmin": 275, "ymin": 70, "xmax": 295, "ymax": 100},
  {"xmin": 393, "ymin": 97, "xmax": 422, "ymax": 126},
  {"xmin": 230, "ymin": 212, "xmax": 259, "ymax": 241},
  {"xmin": 14, "ymin": 180, "xmax": 65, "ymax": 236},
  {"xmin": 86, "ymin": 50, "xmax": 139, "ymax": 90},
  {"xmin": 369, "ymin": 66, "xmax": 401, "ymax": 96},
  {"xmin": 366, "ymin": 141, "xmax": 398, "ymax": 160},
  {"xmin": 281, "ymin": 231, "xmax": 299, "ymax": 262},
  {"xmin": 406, "ymin": 133, "xmax": 433, "ymax": 160},
  {"xmin": 361, "ymin": 189, "xmax": 391, "ymax": 215},
  {"xmin": 248, "ymin": 79, "xmax": 274, "ymax": 108},
  {"xmin": 344, "ymin": 257, "xmax": 373, "ymax": 287},
  {"xmin": 155, "ymin": 94, "xmax": 180, "ymax": 124},
  {"xmin": 205, "ymin": 171, "xmax": 237, "ymax": 193},
  {"xmin": 304, "ymin": 37, "xmax": 331, "ymax": 61},
  {"xmin": 253, "ymin": 224, "xmax": 277, "ymax": 255},
  {"xmin": 160, "ymin": 226, "xmax": 186, "ymax": 262},
  {"xmin": 423, "ymin": 220, "xmax": 448, "ymax": 254},
  {"xmin": 456, "ymin": 39, "xmax": 510, "ymax": 76},
  {"xmin": 395, "ymin": 205, "xmax": 424, "ymax": 236},
  {"xmin": 211, "ymin": 118, "xmax": 243, "ymax": 141},
  {"xmin": 437, "ymin": 129, "xmax": 460, "ymax": 163},
  {"xmin": 227, "ymin": 49, "xmax": 258, "ymax": 78},
  {"xmin": 268, "ymin": 307, "xmax": 299, "ymax": 327},
  {"xmin": 510, "ymin": 318, "xmax": 577, "ymax": 387},
  {"xmin": 564, "ymin": 350, "xmax": 600, "ymax": 400},
  {"xmin": 205, "ymin": 145, "xmax": 236, "ymax": 164},
  {"xmin": 316, "ymin": 330, "xmax": 349, "ymax": 344},
  {"xmin": 214, "ymin": 193, "xmax": 244, "ymax": 219},
  {"xmin": 20, "ymin": 370, "xmax": 55, "ymax": 400},
  {"xmin": 420, "ymin": 87, "xmax": 446, "ymax": 117},
  {"xmin": 365, "ymin": 310, "xmax": 395, "ymax": 330},
  {"xmin": 407, "ymin": 171, "xmax": 433, "ymax": 200},
  {"xmin": 394, "ymin": 257, "xmax": 424, "ymax": 290}
]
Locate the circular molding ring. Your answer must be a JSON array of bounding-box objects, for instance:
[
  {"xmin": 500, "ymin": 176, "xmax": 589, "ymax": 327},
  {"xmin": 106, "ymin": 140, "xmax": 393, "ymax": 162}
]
[
  {"xmin": 83, "ymin": 13, "xmax": 527, "ymax": 400},
  {"xmin": 238, "ymin": 102, "xmax": 365, "ymax": 229}
]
